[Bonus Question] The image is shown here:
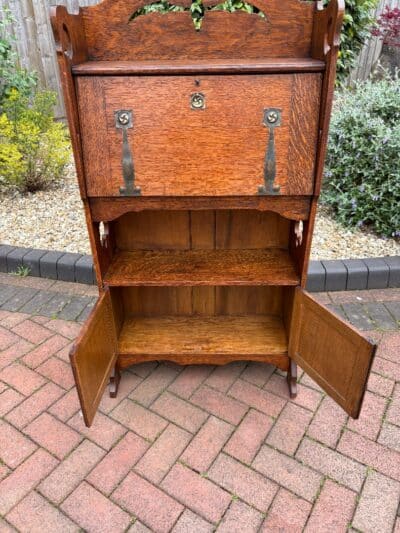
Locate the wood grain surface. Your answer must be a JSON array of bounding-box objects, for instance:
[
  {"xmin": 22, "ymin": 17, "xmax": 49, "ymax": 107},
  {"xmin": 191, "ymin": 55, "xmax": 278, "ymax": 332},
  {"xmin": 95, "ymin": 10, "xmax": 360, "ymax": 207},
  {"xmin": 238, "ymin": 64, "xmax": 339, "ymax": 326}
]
[
  {"xmin": 104, "ymin": 249, "xmax": 299, "ymax": 286},
  {"xmin": 77, "ymin": 74, "xmax": 321, "ymax": 197},
  {"xmin": 118, "ymin": 315, "xmax": 288, "ymax": 356},
  {"xmin": 289, "ymin": 288, "xmax": 376, "ymax": 419},
  {"xmin": 69, "ymin": 289, "xmax": 117, "ymax": 426},
  {"xmin": 72, "ymin": 58, "xmax": 325, "ymax": 75},
  {"xmin": 81, "ymin": 0, "xmax": 315, "ymax": 61},
  {"xmin": 114, "ymin": 210, "xmax": 290, "ymax": 250},
  {"xmin": 89, "ymin": 196, "xmax": 312, "ymax": 222},
  {"xmin": 120, "ymin": 286, "xmax": 284, "ymax": 317}
]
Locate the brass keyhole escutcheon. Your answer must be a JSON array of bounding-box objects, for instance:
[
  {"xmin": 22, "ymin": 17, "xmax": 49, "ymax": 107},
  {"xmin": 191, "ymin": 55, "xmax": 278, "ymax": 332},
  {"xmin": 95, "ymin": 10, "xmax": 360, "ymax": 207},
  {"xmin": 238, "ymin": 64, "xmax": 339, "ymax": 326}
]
[
  {"xmin": 266, "ymin": 110, "xmax": 279, "ymax": 124},
  {"xmin": 117, "ymin": 111, "xmax": 130, "ymax": 126},
  {"xmin": 190, "ymin": 92, "xmax": 205, "ymax": 110}
]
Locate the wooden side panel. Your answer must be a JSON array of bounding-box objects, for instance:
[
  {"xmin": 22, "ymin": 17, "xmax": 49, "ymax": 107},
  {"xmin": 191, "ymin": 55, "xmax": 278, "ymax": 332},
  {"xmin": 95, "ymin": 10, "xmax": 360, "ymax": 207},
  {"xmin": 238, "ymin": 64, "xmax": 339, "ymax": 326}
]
[
  {"xmin": 115, "ymin": 211, "xmax": 190, "ymax": 250},
  {"xmin": 77, "ymin": 74, "xmax": 321, "ymax": 197},
  {"xmin": 114, "ymin": 210, "xmax": 290, "ymax": 251},
  {"xmin": 216, "ymin": 286, "xmax": 282, "ymax": 316},
  {"xmin": 122, "ymin": 287, "xmax": 193, "ymax": 316},
  {"xmin": 287, "ymin": 74, "xmax": 321, "ymax": 194},
  {"xmin": 216, "ymin": 210, "xmax": 289, "ymax": 249},
  {"xmin": 81, "ymin": 0, "xmax": 315, "ymax": 60},
  {"xmin": 122, "ymin": 286, "xmax": 283, "ymax": 317},
  {"xmin": 70, "ymin": 289, "xmax": 117, "ymax": 426},
  {"xmin": 89, "ymin": 197, "xmax": 312, "ymax": 222},
  {"xmin": 289, "ymin": 288, "xmax": 376, "ymax": 418}
]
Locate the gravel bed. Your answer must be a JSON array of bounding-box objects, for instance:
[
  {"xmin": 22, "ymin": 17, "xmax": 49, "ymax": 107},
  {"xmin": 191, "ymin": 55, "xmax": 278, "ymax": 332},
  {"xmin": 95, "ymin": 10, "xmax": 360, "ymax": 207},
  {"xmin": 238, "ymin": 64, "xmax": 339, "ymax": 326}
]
[{"xmin": 1, "ymin": 168, "xmax": 399, "ymax": 260}]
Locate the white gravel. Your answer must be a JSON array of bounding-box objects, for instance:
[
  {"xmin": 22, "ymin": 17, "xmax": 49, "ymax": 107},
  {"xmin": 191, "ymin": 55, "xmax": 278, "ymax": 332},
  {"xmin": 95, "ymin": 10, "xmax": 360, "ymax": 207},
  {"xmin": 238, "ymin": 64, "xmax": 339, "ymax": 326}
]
[{"xmin": 1, "ymin": 167, "xmax": 399, "ymax": 260}]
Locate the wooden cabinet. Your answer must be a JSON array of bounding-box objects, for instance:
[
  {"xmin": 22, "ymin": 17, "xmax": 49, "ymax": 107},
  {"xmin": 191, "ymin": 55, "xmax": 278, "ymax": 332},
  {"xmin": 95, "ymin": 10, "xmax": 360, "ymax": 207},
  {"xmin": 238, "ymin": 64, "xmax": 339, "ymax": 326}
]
[{"xmin": 51, "ymin": 0, "xmax": 376, "ymax": 427}]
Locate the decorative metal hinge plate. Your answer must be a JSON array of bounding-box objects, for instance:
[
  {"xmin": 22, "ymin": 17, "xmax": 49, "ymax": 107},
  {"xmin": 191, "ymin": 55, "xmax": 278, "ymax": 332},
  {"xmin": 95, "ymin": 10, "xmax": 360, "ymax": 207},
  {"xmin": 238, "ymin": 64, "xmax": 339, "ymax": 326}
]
[
  {"xmin": 258, "ymin": 108, "xmax": 282, "ymax": 196},
  {"xmin": 115, "ymin": 110, "xmax": 141, "ymax": 196}
]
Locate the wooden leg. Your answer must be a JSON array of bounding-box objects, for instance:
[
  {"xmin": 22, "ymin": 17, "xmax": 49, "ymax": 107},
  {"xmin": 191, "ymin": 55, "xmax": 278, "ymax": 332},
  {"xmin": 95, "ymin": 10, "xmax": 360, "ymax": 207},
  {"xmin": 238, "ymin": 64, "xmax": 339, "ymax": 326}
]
[
  {"xmin": 109, "ymin": 364, "xmax": 121, "ymax": 398},
  {"xmin": 287, "ymin": 359, "xmax": 297, "ymax": 399}
]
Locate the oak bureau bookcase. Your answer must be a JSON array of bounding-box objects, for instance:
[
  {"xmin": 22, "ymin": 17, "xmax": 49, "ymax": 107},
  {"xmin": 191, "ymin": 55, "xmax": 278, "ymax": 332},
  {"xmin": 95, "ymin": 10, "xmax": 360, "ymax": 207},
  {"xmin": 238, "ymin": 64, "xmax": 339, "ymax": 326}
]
[{"xmin": 51, "ymin": 0, "xmax": 376, "ymax": 427}]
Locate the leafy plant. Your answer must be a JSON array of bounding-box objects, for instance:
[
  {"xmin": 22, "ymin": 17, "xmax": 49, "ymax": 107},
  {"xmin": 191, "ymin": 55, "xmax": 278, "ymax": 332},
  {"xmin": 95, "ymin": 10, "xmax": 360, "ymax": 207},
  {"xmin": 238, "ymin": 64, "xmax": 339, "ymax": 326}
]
[
  {"xmin": 0, "ymin": 9, "xmax": 37, "ymax": 108},
  {"xmin": 0, "ymin": 89, "xmax": 70, "ymax": 192},
  {"xmin": 11, "ymin": 265, "xmax": 31, "ymax": 277},
  {"xmin": 322, "ymin": 74, "xmax": 400, "ymax": 239},
  {"xmin": 326, "ymin": 0, "xmax": 379, "ymax": 86},
  {"xmin": 131, "ymin": 0, "xmax": 265, "ymax": 30},
  {"xmin": 371, "ymin": 6, "xmax": 400, "ymax": 47}
]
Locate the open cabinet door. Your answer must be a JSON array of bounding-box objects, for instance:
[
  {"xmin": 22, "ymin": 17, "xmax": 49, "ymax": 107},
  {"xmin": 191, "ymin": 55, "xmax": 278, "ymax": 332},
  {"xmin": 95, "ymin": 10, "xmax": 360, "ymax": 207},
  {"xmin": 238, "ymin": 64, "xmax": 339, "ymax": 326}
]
[
  {"xmin": 70, "ymin": 288, "xmax": 118, "ymax": 426},
  {"xmin": 289, "ymin": 287, "xmax": 376, "ymax": 419}
]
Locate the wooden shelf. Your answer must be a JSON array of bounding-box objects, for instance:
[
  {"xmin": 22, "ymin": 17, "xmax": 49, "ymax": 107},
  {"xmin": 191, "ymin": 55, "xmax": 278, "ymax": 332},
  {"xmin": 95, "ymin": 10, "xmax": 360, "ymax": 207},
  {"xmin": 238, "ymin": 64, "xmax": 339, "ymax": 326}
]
[
  {"xmin": 72, "ymin": 58, "xmax": 325, "ymax": 76},
  {"xmin": 118, "ymin": 315, "xmax": 288, "ymax": 362},
  {"xmin": 104, "ymin": 249, "xmax": 299, "ymax": 286}
]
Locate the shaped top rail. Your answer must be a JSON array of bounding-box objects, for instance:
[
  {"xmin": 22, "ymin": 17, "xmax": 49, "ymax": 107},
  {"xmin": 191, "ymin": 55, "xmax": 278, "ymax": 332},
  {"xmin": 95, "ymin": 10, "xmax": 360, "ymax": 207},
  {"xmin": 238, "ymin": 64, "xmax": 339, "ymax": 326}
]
[{"xmin": 51, "ymin": 0, "xmax": 344, "ymax": 62}]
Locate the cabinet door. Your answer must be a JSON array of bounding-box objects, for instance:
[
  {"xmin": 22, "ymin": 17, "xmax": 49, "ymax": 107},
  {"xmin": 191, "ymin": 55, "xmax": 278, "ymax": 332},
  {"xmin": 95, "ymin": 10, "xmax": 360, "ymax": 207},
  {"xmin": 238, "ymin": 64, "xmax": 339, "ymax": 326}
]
[
  {"xmin": 289, "ymin": 288, "xmax": 376, "ymax": 418},
  {"xmin": 76, "ymin": 74, "xmax": 321, "ymax": 197},
  {"xmin": 70, "ymin": 288, "xmax": 118, "ymax": 426}
]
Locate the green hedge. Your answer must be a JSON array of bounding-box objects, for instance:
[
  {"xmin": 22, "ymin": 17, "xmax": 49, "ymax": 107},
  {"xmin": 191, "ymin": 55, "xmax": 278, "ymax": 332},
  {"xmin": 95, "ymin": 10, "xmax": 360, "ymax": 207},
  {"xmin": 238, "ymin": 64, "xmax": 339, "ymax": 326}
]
[{"xmin": 323, "ymin": 75, "xmax": 400, "ymax": 239}]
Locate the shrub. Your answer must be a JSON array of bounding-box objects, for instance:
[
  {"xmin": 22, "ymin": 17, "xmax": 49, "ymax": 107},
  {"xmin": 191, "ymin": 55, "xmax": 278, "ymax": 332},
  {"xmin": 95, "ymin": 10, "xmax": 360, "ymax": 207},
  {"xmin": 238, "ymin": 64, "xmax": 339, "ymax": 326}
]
[
  {"xmin": 371, "ymin": 6, "xmax": 400, "ymax": 47},
  {"xmin": 322, "ymin": 74, "xmax": 400, "ymax": 239},
  {"xmin": 0, "ymin": 9, "xmax": 37, "ymax": 108},
  {"xmin": 326, "ymin": 0, "xmax": 379, "ymax": 86},
  {"xmin": 0, "ymin": 89, "xmax": 70, "ymax": 192}
]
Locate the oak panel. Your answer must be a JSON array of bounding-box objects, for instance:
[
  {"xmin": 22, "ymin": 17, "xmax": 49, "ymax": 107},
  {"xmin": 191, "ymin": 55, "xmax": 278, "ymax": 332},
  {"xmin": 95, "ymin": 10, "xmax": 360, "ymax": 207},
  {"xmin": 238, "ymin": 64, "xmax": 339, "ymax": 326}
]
[
  {"xmin": 73, "ymin": 58, "xmax": 325, "ymax": 75},
  {"xmin": 289, "ymin": 288, "xmax": 377, "ymax": 418},
  {"xmin": 81, "ymin": 0, "xmax": 315, "ymax": 61},
  {"xmin": 77, "ymin": 74, "xmax": 321, "ymax": 197},
  {"xmin": 69, "ymin": 289, "xmax": 117, "ymax": 426},
  {"xmin": 104, "ymin": 249, "xmax": 299, "ymax": 286},
  {"xmin": 118, "ymin": 315, "xmax": 288, "ymax": 357}
]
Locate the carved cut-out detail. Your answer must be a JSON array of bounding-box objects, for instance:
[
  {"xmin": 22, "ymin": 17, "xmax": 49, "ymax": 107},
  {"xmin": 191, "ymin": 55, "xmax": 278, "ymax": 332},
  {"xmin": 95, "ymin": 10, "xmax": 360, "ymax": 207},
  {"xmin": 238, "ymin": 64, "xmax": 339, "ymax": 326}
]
[{"xmin": 130, "ymin": 0, "xmax": 267, "ymax": 30}]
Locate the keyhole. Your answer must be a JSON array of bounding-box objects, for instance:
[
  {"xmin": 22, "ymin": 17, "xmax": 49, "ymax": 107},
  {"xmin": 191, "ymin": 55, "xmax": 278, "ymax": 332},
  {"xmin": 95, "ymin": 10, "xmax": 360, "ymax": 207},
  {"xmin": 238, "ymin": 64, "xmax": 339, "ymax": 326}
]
[{"xmin": 190, "ymin": 93, "xmax": 205, "ymax": 110}]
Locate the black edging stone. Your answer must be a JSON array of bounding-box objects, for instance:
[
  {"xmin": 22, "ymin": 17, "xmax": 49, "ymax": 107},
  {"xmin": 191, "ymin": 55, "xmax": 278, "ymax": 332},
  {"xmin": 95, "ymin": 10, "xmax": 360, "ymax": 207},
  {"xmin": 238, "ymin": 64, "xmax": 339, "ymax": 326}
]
[
  {"xmin": 321, "ymin": 260, "xmax": 347, "ymax": 292},
  {"xmin": 306, "ymin": 261, "xmax": 326, "ymax": 292},
  {"xmin": 0, "ymin": 244, "xmax": 398, "ymax": 291},
  {"xmin": 75, "ymin": 255, "xmax": 96, "ymax": 285},
  {"xmin": 384, "ymin": 256, "xmax": 400, "ymax": 288},
  {"xmin": 364, "ymin": 258, "xmax": 390, "ymax": 289},
  {"xmin": 22, "ymin": 249, "xmax": 48, "ymax": 278},
  {"xmin": 40, "ymin": 251, "xmax": 66, "ymax": 280},
  {"xmin": 342, "ymin": 259, "xmax": 368, "ymax": 291},
  {"xmin": 57, "ymin": 253, "xmax": 82, "ymax": 282},
  {"xmin": 0, "ymin": 245, "xmax": 16, "ymax": 272},
  {"xmin": 6, "ymin": 247, "xmax": 32, "ymax": 273}
]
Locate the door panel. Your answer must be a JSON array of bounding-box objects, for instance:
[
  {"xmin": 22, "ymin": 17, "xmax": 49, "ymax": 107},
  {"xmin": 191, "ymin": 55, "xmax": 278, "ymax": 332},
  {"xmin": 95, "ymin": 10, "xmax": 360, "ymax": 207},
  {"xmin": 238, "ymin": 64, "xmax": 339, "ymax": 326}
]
[
  {"xmin": 289, "ymin": 288, "xmax": 376, "ymax": 418},
  {"xmin": 76, "ymin": 73, "xmax": 321, "ymax": 197},
  {"xmin": 70, "ymin": 288, "xmax": 117, "ymax": 426}
]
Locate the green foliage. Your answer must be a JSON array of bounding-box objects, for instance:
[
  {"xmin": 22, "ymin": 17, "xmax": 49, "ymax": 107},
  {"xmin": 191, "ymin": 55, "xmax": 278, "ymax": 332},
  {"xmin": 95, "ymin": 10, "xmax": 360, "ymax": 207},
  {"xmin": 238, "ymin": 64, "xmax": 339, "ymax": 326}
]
[
  {"xmin": 321, "ymin": 0, "xmax": 378, "ymax": 86},
  {"xmin": 0, "ymin": 89, "xmax": 70, "ymax": 192},
  {"xmin": 12, "ymin": 265, "xmax": 31, "ymax": 277},
  {"xmin": 131, "ymin": 0, "xmax": 265, "ymax": 30},
  {"xmin": 322, "ymin": 74, "xmax": 400, "ymax": 238},
  {"xmin": 0, "ymin": 9, "xmax": 37, "ymax": 107}
]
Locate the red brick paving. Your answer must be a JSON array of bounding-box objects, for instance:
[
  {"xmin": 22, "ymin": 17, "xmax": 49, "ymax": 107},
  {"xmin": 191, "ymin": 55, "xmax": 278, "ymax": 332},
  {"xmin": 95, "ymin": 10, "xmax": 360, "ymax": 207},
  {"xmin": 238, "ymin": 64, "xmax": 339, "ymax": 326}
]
[
  {"xmin": 39, "ymin": 439, "xmax": 106, "ymax": 504},
  {"xmin": 224, "ymin": 409, "xmax": 272, "ymax": 464},
  {"xmin": 181, "ymin": 415, "xmax": 233, "ymax": 472},
  {"xmin": 352, "ymin": 470, "xmax": 400, "ymax": 533},
  {"xmin": 208, "ymin": 453, "xmax": 278, "ymax": 511},
  {"xmin": 304, "ymin": 479, "xmax": 356, "ymax": 533},
  {"xmin": 113, "ymin": 471, "xmax": 183, "ymax": 532},
  {"xmin": 88, "ymin": 431, "xmax": 148, "ymax": 494},
  {"xmin": 0, "ymin": 286, "xmax": 399, "ymax": 531},
  {"xmin": 161, "ymin": 463, "xmax": 231, "ymax": 523},
  {"xmin": 260, "ymin": 488, "xmax": 311, "ymax": 532}
]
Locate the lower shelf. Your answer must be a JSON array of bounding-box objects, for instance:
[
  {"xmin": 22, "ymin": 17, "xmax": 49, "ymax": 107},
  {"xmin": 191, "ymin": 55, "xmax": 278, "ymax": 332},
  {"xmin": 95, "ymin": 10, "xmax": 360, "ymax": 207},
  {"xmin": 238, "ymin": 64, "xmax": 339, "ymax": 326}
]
[
  {"xmin": 117, "ymin": 315, "xmax": 289, "ymax": 369},
  {"xmin": 104, "ymin": 249, "xmax": 299, "ymax": 286}
]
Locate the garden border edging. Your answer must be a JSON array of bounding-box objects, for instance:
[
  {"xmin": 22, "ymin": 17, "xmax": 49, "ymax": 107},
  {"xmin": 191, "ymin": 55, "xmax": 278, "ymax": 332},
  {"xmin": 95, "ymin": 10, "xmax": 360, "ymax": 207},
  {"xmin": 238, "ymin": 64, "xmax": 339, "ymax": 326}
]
[{"xmin": 0, "ymin": 244, "xmax": 399, "ymax": 292}]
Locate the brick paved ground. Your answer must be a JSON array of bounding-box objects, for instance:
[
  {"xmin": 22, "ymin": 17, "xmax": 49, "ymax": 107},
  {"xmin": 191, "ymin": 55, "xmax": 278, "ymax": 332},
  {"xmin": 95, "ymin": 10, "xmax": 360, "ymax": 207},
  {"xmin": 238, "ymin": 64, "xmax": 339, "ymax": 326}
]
[{"xmin": 0, "ymin": 272, "xmax": 399, "ymax": 532}]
